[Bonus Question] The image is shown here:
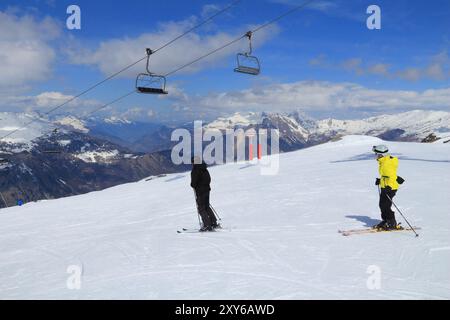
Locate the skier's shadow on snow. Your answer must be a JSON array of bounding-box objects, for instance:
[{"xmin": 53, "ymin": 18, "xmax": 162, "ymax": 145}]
[
  {"xmin": 331, "ymin": 153, "xmax": 400, "ymax": 162},
  {"xmin": 331, "ymin": 153, "xmax": 450, "ymax": 163},
  {"xmin": 165, "ymin": 175, "xmax": 186, "ymax": 182},
  {"xmin": 239, "ymin": 163, "xmax": 256, "ymax": 170},
  {"xmin": 398, "ymin": 156, "xmax": 450, "ymax": 163},
  {"xmin": 346, "ymin": 215, "xmax": 381, "ymax": 227}
]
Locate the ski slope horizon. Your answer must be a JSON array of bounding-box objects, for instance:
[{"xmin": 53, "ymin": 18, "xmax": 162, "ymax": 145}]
[{"xmin": 0, "ymin": 135, "xmax": 449, "ymax": 299}]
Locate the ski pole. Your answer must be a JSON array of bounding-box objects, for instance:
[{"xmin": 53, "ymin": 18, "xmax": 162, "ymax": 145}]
[
  {"xmin": 193, "ymin": 190, "xmax": 202, "ymax": 228},
  {"xmin": 386, "ymin": 193, "xmax": 419, "ymax": 237},
  {"xmin": 209, "ymin": 204, "xmax": 222, "ymax": 221}
]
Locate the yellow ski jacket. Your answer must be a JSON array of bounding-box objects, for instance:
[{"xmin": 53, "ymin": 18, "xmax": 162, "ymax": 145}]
[{"xmin": 377, "ymin": 155, "xmax": 399, "ymax": 190}]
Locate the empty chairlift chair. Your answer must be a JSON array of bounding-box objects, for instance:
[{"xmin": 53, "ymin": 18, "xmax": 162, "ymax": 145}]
[
  {"xmin": 234, "ymin": 31, "xmax": 260, "ymax": 76},
  {"xmin": 136, "ymin": 48, "xmax": 168, "ymax": 95}
]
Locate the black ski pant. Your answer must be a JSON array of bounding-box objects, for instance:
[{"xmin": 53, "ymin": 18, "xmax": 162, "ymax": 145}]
[
  {"xmin": 379, "ymin": 188, "xmax": 397, "ymax": 223},
  {"xmin": 195, "ymin": 191, "xmax": 217, "ymax": 228}
]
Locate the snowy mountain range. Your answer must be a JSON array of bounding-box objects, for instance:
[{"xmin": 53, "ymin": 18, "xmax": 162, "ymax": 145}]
[
  {"xmin": 3, "ymin": 109, "xmax": 447, "ymax": 154},
  {"xmin": 1, "ymin": 110, "xmax": 449, "ymax": 208},
  {"xmin": 206, "ymin": 110, "xmax": 450, "ymax": 145},
  {"xmin": 0, "ymin": 113, "xmax": 188, "ymax": 208},
  {"xmin": 1, "ymin": 135, "xmax": 449, "ymax": 299}
]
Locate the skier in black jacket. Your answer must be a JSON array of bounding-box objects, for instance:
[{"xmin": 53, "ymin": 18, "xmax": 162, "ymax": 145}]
[{"xmin": 190, "ymin": 157, "xmax": 219, "ymax": 232}]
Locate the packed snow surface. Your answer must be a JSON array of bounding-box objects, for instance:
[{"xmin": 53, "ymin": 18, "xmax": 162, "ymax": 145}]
[{"xmin": 0, "ymin": 136, "xmax": 449, "ymax": 299}]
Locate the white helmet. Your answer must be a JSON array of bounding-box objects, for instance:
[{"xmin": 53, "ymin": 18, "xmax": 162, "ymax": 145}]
[{"xmin": 372, "ymin": 145, "xmax": 389, "ymax": 154}]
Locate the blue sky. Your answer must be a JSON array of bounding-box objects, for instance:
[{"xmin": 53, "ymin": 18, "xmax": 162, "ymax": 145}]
[{"xmin": 0, "ymin": 0, "xmax": 449, "ymax": 123}]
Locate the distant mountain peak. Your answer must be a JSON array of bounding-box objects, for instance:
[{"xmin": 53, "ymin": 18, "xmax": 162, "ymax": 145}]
[
  {"xmin": 103, "ymin": 116, "xmax": 132, "ymax": 125},
  {"xmin": 55, "ymin": 116, "xmax": 89, "ymax": 133},
  {"xmin": 205, "ymin": 112, "xmax": 263, "ymax": 130},
  {"xmin": 203, "ymin": 109, "xmax": 450, "ymax": 145}
]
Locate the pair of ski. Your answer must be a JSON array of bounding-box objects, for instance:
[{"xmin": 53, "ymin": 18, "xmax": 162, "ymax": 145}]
[
  {"xmin": 339, "ymin": 225, "xmax": 421, "ymax": 236},
  {"xmin": 177, "ymin": 228, "xmax": 205, "ymax": 234},
  {"xmin": 177, "ymin": 227, "xmax": 224, "ymax": 234},
  {"xmin": 178, "ymin": 226, "xmax": 421, "ymax": 236}
]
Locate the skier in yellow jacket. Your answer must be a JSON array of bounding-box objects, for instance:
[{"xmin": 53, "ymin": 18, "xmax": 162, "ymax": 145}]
[{"xmin": 372, "ymin": 145, "xmax": 404, "ymax": 230}]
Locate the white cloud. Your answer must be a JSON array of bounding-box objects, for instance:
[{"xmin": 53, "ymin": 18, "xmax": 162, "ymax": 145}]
[
  {"xmin": 397, "ymin": 68, "xmax": 421, "ymax": 82},
  {"xmin": 341, "ymin": 58, "xmax": 363, "ymax": 75},
  {"xmin": 311, "ymin": 51, "xmax": 450, "ymax": 82},
  {"xmin": 171, "ymin": 81, "xmax": 450, "ymax": 114},
  {"xmin": 269, "ymin": 0, "xmax": 364, "ymax": 23},
  {"xmin": 424, "ymin": 51, "xmax": 450, "ymax": 80},
  {"xmin": 368, "ymin": 63, "xmax": 390, "ymax": 77},
  {"xmin": 34, "ymin": 92, "xmax": 73, "ymax": 108},
  {"xmin": 270, "ymin": 0, "xmax": 338, "ymax": 12},
  {"xmin": 425, "ymin": 63, "xmax": 446, "ymax": 80},
  {"xmin": 67, "ymin": 17, "xmax": 279, "ymax": 78},
  {"xmin": 0, "ymin": 91, "xmax": 100, "ymax": 114},
  {"xmin": 309, "ymin": 53, "xmax": 328, "ymax": 67},
  {"xmin": 161, "ymin": 84, "xmax": 189, "ymax": 102},
  {"xmin": 0, "ymin": 11, "xmax": 60, "ymax": 87},
  {"xmin": 201, "ymin": 4, "xmax": 221, "ymax": 19}
]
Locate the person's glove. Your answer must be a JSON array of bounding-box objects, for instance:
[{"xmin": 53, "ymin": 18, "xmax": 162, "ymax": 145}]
[{"xmin": 375, "ymin": 178, "xmax": 380, "ymax": 186}]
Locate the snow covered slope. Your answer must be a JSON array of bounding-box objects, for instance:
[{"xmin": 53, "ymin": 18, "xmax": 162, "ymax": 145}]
[{"xmin": 0, "ymin": 136, "xmax": 449, "ymax": 299}]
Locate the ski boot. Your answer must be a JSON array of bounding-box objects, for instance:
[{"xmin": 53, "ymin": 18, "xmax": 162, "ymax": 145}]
[
  {"xmin": 211, "ymin": 222, "xmax": 222, "ymax": 230},
  {"xmin": 199, "ymin": 226, "xmax": 213, "ymax": 232},
  {"xmin": 373, "ymin": 220, "xmax": 387, "ymax": 230},
  {"xmin": 386, "ymin": 220, "xmax": 403, "ymax": 231}
]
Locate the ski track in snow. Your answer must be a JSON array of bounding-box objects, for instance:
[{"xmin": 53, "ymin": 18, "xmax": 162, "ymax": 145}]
[{"xmin": 0, "ymin": 135, "xmax": 449, "ymax": 299}]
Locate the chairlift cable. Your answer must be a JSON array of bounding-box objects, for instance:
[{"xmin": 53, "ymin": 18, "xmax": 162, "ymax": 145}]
[
  {"xmin": 166, "ymin": 0, "xmax": 317, "ymax": 77},
  {"xmin": 3, "ymin": 0, "xmax": 316, "ymax": 141},
  {"xmin": 56, "ymin": 0, "xmax": 318, "ymax": 125},
  {"xmin": 84, "ymin": 90, "xmax": 137, "ymax": 118},
  {"xmin": 0, "ymin": 0, "xmax": 242, "ymax": 141},
  {"xmin": 252, "ymin": 0, "xmax": 316, "ymax": 34},
  {"xmin": 164, "ymin": 36, "xmax": 246, "ymax": 77},
  {"xmin": 78, "ymin": 0, "xmax": 318, "ymax": 118},
  {"xmin": 0, "ymin": 57, "xmax": 148, "ymax": 142},
  {"xmin": 152, "ymin": 0, "xmax": 242, "ymax": 55},
  {"xmin": 51, "ymin": 90, "xmax": 137, "ymax": 132}
]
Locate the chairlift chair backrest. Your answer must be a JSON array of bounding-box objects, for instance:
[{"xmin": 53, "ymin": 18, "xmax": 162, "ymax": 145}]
[
  {"xmin": 136, "ymin": 73, "xmax": 168, "ymax": 94},
  {"xmin": 234, "ymin": 31, "xmax": 261, "ymax": 76},
  {"xmin": 234, "ymin": 54, "xmax": 261, "ymax": 75},
  {"xmin": 136, "ymin": 48, "xmax": 168, "ymax": 95}
]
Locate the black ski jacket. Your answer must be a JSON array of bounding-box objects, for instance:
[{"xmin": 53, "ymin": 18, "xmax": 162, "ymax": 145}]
[{"xmin": 190, "ymin": 162, "xmax": 211, "ymax": 194}]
